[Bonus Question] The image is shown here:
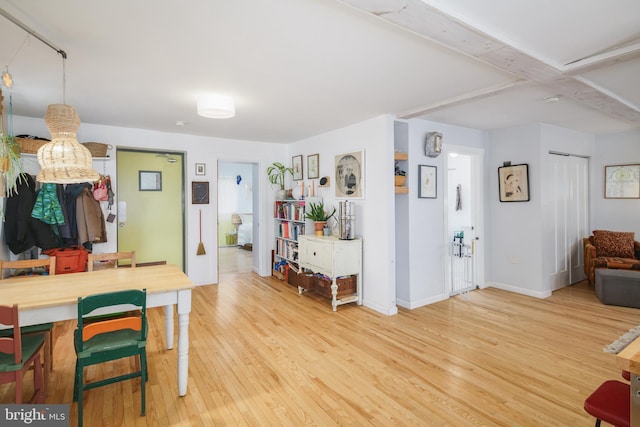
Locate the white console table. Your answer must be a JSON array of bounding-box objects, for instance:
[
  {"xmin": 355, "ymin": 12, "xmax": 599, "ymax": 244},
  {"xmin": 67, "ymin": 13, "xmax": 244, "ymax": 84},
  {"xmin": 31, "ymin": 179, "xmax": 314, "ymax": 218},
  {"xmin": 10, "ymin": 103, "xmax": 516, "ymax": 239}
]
[{"xmin": 298, "ymin": 235, "xmax": 362, "ymax": 311}]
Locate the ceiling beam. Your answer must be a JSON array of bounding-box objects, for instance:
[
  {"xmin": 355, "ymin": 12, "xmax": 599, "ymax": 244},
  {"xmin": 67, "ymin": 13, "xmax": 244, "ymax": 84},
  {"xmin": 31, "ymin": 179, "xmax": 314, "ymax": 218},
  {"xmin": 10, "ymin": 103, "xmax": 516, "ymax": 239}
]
[
  {"xmin": 339, "ymin": 0, "xmax": 640, "ymax": 123},
  {"xmin": 398, "ymin": 79, "xmax": 529, "ymax": 119}
]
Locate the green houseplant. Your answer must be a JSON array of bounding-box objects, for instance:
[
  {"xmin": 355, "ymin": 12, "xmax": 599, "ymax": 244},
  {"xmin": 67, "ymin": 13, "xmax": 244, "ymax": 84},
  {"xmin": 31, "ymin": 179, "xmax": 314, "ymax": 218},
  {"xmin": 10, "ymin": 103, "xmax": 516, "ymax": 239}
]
[
  {"xmin": 267, "ymin": 161, "xmax": 293, "ymax": 199},
  {"xmin": 0, "ymin": 133, "xmax": 24, "ymax": 198},
  {"xmin": 305, "ymin": 201, "xmax": 336, "ymax": 235}
]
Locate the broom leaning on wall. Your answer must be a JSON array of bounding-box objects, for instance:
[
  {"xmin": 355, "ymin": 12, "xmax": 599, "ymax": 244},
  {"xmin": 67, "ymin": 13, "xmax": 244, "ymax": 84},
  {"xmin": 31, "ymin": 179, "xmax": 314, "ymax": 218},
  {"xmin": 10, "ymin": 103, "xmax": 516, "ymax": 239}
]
[{"xmin": 197, "ymin": 209, "xmax": 206, "ymax": 255}]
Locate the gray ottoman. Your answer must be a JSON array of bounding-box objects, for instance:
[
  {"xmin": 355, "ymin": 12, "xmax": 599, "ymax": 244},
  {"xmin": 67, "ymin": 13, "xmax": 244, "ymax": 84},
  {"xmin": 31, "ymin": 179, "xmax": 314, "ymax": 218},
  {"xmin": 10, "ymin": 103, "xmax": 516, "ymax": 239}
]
[{"xmin": 595, "ymin": 268, "xmax": 640, "ymax": 308}]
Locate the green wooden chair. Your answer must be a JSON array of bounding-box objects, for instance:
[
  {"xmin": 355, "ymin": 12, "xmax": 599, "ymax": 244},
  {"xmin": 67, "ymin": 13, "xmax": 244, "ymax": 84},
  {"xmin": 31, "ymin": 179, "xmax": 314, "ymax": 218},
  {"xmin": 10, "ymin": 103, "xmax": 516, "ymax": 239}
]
[
  {"xmin": 73, "ymin": 289, "xmax": 148, "ymax": 427},
  {"xmin": 0, "ymin": 257, "xmax": 56, "ymax": 385},
  {"xmin": 0, "ymin": 304, "xmax": 46, "ymax": 404}
]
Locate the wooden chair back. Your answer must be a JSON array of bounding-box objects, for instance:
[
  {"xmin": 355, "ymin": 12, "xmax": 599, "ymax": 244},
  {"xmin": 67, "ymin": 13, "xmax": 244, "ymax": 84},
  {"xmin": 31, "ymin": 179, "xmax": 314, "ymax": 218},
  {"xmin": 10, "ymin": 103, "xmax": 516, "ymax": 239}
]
[
  {"xmin": 0, "ymin": 304, "xmax": 46, "ymax": 404},
  {"xmin": 0, "ymin": 305, "xmax": 21, "ymax": 364},
  {"xmin": 88, "ymin": 251, "xmax": 136, "ymax": 271},
  {"xmin": 0, "ymin": 257, "xmax": 56, "ymax": 279}
]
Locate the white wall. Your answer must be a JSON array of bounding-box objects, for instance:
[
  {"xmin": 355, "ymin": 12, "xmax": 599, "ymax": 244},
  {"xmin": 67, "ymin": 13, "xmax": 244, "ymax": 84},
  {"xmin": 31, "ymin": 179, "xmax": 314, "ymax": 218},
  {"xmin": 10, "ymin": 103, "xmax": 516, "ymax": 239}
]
[
  {"xmin": 487, "ymin": 124, "xmax": 545, "ymax": 297},
  {"xmin": 11, "ymin": 115, "xmax": 284, "ymax": 285},
  {"xmin": 593, "ymin": 130, "xmax": 640, "ymax": 237},
  {"xmin": 487, "ymin": 123, "xmax": 595, "ymax": 297},
  {"xmin": 291, "ymin": 115, "xmax": 398, "ymax": 315}
]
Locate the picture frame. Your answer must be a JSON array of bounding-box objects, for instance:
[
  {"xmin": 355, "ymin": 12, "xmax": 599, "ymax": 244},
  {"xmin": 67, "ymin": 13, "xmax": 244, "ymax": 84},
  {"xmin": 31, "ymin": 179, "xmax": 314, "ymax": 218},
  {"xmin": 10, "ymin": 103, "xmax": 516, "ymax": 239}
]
[
  {"xmin": 498, "ymin": 163, "xmax": 530, "ymax": 202},
  {"xmin": 307, "ymin": 153, "xmax": 319, "ymax": 179},
  {"xmin": 418, "ymin": 165, "xmax": 437, "ymax": 198},
  {"xmin": 335, "ymin": 150, "xmax": 365, "ymax": 199},
  {"xmin": 139, "ymin": 171, "xmax": 162, "ymax": 191},
  {"xmin": 292, "ymin": 155, "xmax": 303, "ymax": 181},
  {"xmin": 195, "ymin": 163, "xmax": 206, "ymax": 176},
  {"xmin": 605, "ymin": 164, "xmax": 640, "ymax": 199},
  {"xmin": 191, "ymin": 181, "xmax": 210, "ymax": 204}
]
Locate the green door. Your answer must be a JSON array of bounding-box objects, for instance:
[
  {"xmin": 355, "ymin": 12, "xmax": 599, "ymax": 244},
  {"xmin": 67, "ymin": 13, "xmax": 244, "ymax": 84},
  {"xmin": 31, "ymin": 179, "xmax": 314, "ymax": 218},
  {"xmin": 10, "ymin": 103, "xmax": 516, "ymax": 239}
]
[{"xmin": 116, "ymin": 150, "xmax": 184, "ymax": 269}]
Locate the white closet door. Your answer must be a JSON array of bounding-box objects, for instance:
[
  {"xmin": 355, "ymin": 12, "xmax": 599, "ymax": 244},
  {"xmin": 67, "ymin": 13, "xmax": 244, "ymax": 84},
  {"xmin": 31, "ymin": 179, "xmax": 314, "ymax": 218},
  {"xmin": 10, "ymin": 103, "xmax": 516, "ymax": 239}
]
[
  {"xmin": 549, "ymin": 154, "xmax": 588, "ymax": 290},
  {"xmin": 568, "ymin": 156, "xmax": 589, "ymax": 283}
]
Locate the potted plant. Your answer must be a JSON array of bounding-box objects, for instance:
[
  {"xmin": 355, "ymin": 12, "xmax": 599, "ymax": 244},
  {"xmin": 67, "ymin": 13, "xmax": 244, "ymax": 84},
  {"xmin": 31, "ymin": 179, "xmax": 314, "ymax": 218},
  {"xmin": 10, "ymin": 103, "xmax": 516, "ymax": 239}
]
[
  {"xmin": 0, "ymin": 133, "xmax": 24, "ymax": 198},
  {"xmin": 267, "ymin": 161, "xmax": 293, "ymax": 200},
  {"xmin": 394, "ymin": 161, "xmax": 406, "ymax": 187},
  {"xmin": 305, "ymin": 201, "xmax": 336, "ymax": 235}
]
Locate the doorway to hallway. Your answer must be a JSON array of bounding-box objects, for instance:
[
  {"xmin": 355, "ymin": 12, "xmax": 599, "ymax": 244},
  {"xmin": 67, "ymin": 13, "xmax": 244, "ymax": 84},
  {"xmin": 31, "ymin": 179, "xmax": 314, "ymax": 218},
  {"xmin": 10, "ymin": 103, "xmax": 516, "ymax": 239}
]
[
  {"xmin": 217, "ymin": 161, "xmax": 258, "ymax": 277},
  {"xmin": 444, "ymin": 146, "xmax": 484, "ymax": 296}
]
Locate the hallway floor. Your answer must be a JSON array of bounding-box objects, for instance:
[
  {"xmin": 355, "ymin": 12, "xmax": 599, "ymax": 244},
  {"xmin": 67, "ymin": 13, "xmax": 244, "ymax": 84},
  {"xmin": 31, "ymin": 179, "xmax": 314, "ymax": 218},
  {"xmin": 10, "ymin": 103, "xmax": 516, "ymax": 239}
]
[{"xmin": 219, "ymin": 246, "xmax": 253, "ymax": 275}]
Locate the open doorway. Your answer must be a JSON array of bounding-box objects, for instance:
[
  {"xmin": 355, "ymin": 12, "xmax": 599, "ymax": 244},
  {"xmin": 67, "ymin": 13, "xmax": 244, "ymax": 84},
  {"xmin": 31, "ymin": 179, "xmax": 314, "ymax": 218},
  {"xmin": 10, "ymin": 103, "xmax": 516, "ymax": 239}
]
[
  {"xmin": 444, "ymin": 146, "xmax": 485, "ymax": 296},
  {"xmin": 218, "ymin": 161, "xmax": 258, "ymax": 276}
]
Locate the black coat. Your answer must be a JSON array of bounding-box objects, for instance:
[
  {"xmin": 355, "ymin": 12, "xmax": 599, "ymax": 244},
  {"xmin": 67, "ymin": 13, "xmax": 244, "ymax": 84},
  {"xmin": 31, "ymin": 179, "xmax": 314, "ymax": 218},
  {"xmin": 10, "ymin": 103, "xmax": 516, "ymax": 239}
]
[{"xmin": 5, "ymin": 174, "xmax": 37, "ymax": 254}]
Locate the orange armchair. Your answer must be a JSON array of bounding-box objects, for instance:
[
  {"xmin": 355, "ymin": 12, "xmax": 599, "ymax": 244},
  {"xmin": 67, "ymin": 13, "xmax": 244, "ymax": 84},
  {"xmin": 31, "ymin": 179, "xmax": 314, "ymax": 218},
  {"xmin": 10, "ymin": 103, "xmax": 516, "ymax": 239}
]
[{"xmin": 583, "ymin": 231, "xmax": 640, "ymax": 285}]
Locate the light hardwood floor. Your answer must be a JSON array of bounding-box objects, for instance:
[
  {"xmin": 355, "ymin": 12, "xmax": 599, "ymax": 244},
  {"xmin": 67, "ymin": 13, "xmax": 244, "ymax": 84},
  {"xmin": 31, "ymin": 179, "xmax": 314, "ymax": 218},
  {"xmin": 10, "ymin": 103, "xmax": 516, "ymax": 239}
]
[{"xmin": 2, "ymin": 274, "xmax": 639, "ymax": 426}]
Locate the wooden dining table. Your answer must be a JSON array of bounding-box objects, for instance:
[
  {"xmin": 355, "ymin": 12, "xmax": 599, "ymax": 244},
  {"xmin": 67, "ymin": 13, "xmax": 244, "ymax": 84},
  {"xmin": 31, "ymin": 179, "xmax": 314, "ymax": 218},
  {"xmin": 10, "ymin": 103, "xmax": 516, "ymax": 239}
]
[
  {"xmin": 617, "ymin": 336, "xmax": 640, "ymax": 424},
  {"xmin": 0, "ymin": 263, "xmax": 194, "ymax": 396}
]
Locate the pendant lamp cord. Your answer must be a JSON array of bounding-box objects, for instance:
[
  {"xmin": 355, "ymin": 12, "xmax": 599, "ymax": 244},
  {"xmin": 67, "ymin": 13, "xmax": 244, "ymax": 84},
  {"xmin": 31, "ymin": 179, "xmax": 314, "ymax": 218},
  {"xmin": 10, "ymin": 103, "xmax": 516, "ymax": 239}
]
[{"xmin": 62, "ymin": 55, "xmax": 66, "ymax": 104}]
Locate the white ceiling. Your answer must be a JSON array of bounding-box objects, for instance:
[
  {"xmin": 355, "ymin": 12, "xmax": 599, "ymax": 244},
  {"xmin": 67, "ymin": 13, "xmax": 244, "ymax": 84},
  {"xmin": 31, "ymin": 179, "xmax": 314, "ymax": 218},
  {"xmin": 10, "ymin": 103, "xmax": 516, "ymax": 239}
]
[{"xmin": 0, "ymin": 0, "xmax": 638, "ymax": 143}]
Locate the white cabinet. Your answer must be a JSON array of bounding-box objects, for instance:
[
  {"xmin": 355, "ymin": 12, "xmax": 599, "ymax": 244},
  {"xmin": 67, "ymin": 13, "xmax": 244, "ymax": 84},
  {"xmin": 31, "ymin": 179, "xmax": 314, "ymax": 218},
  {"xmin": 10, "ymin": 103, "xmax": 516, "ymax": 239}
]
[{"xmin": 298, "ymin": 235, "xmax": 362, "ymax": 311}]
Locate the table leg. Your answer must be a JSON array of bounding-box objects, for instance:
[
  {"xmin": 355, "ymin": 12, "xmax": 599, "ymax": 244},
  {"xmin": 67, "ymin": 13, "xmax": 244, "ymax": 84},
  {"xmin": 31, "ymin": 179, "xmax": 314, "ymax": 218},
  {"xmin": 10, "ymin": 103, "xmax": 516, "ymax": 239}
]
[
  {"xmin": 177, "ymin": 289, "xmax": 192, "ymax": 396},
  {"xmin": 633, "ymin": 373, "xmax": 640, "ymax": 426},
  {"xmin": 164, "ymin": 305, "xmax": 174, "ymax": 350}
]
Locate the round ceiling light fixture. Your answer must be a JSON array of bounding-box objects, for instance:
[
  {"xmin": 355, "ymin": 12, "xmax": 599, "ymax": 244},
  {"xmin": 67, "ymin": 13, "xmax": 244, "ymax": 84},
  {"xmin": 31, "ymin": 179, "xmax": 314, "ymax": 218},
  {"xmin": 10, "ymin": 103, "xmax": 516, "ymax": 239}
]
[{"xmin": 197, "ymin": 94, "xmax": 235, "ymax": 119}]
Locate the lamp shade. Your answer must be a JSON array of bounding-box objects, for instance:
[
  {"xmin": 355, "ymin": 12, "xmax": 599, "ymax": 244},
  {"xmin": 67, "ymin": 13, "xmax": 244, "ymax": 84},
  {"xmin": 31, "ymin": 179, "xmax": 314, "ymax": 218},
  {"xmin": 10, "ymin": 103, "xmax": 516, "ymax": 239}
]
[
  {"xmin": 197, "ymin": 94, "xmax": 235, "ymax": 118},
  {"xmin": 36, "ymin": 104, "xmax": 100, "ymax": 183}
]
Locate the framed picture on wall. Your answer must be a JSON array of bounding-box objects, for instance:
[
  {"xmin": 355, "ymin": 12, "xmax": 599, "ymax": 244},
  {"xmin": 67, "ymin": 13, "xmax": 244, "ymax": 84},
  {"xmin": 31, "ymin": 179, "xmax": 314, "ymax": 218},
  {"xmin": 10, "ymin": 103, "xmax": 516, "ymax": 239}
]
[
  {"xmin": 195, "ymin": 163, "xmax": 206, "ymax": 176},
  {"xmin": 335, "ymin": 150, "xmax": 365, "ymax": 199},
  {"xmin": 307, "ymin": 153, "xmax": 319, "ymax": 179},
  {"xmin": 604, "ymin": 164, "xmax": 640, "ymax": 198},
  {"xmin": 192, "ymin": 181, "xmax": 210, "ymax": 204},
  {"xmin": 418, "ymin": 165, "xmax": 436, "ymax": 198},
  {"xmin": 292, "ymin": 155, "xmax": 303, "ymax": 181},
  {"xmin": 498, "ymin": 163, "xmax": 530, "ymax": 202}
]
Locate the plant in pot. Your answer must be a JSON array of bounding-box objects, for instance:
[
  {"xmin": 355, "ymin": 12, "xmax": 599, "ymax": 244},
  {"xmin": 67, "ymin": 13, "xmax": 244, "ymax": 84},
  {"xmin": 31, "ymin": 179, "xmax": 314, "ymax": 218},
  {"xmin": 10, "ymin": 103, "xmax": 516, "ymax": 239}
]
[
  {"xmin": 0, "ymin": 133, "xmax": 24, "ymax": 199},
  {"xmin": 305, "ymin": 201, "xmax": 336, "ymax": 236},
  {"xmin": 394, "ymin": 161, "xmax": 406, "ymax": 187},
  {"xmin": 267, "ymin": 162, "xmax": 293, "ymax": 200}
]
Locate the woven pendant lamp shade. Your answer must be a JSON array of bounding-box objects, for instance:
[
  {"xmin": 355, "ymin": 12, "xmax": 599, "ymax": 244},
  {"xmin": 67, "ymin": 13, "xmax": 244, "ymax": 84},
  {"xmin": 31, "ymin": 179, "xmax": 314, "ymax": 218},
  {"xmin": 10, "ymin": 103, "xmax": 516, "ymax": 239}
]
[{"xmin": 36, "ymin": 104, "xmax": 99, "ymax": 183}]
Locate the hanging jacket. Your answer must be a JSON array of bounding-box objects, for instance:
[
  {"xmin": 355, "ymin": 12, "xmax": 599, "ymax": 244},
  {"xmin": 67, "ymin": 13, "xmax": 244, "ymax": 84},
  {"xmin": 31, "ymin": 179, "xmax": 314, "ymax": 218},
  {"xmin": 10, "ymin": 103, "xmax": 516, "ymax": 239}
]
[
  {"xmin": 64, "ymin": 183, "xmax": 90, "ymax": 244},
  {"xmin": 76, "ymin": 185, "xmax": 107, "ymax": 245},
  {"xmin": 56, "ymin": 183, "xmax": 72, "ymax": 241},
  {"xmin": 5, "ymin": 173, "xmax": 37, "ymax": 254},
  {"xmin": 32, "ymin": 183, "xmax": 65, "ymax": 225}
]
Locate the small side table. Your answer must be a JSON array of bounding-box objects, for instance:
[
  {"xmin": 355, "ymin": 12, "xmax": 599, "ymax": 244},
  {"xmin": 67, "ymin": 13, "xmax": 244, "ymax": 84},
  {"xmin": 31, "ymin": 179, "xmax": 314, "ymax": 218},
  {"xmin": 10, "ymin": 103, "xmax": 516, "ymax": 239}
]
[{"xmin": 225, "ymin": 231, "xmax": 238, "ymax": 246}]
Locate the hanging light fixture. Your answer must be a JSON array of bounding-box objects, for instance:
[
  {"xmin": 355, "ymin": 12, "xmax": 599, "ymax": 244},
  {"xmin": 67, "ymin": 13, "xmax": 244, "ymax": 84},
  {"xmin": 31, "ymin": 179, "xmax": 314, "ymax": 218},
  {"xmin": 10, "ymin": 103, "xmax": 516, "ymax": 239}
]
[
  {"xmin": 0, "ymin": 8, "xmax": 100, "ymax": 183},
  {"xmin": 197, "ymin": 94, "xmax": 235, "ymax": 118},
  {"xmin": 1, "ymin": 67, "xmax": 13, "ymax": 89},
  {"xmin": 36, "ymin": 104, "xmax": 99, "ymax": 183}
]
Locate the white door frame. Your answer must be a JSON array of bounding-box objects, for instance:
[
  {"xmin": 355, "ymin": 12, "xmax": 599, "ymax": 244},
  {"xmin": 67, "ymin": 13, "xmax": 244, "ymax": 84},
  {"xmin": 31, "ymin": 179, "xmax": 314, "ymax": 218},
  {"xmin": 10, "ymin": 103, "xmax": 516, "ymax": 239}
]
[{"xmin": 443, "ymin": 145, "xmax": 485, "ymax": 296}]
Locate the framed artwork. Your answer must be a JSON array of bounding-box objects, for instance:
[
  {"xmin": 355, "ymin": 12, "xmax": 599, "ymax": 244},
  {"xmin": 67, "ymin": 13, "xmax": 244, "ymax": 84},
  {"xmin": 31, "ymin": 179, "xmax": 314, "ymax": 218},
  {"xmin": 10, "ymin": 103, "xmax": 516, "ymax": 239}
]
[
  {"xmin": 139, "ymin": 171, "xmax": 162, "ymax": 191},
  {"xmin": 605, "ymin": 164, "xmax": 640, "ymax": 199},
  {"xmin": 195, "ymin": 163, "xmax": 206, "ymax": 176},
  {"xmin": 307, "ymin": 153, "xmax": 319, "ymax": 179},
  {"xmin": 498, "ymin": 164, "xmax": 530, "ymax": 202},
  {"xmin": 192, "ymin": 181, "xmax": 210, "ymax": 204},
  {"xmin": 292, "ymin": 155, "xmax": 303, "ymax": 181},
  {"xmin": 335, "ymin": 150, "xmax": 364, "ymax": 199},
  {"xmin": 418, "ymin": 165, "xmax": 437, "ymax": 198}
]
